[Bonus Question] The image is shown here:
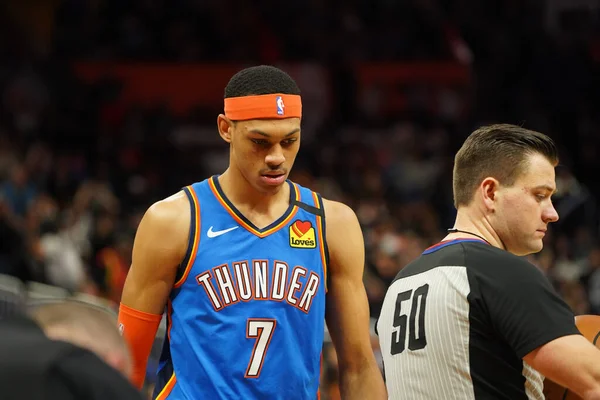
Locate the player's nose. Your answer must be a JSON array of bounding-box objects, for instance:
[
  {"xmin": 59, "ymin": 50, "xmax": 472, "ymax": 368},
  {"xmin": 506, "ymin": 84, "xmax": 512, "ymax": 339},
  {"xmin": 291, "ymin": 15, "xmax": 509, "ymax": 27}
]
[{"xmin": 265, "ymin": 145, "xmax": 285, "ymax": 167}]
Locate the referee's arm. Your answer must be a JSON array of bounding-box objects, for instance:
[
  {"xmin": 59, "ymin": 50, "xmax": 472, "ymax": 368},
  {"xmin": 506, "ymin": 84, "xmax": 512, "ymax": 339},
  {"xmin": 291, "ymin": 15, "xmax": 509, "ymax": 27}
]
[
  {"xmin": 525, "ymin": 334, "xmax": 600, "ymax": 399},
  {"xmin": 480, "ymin": 255, "xmax": 600, "ymax": 399}
]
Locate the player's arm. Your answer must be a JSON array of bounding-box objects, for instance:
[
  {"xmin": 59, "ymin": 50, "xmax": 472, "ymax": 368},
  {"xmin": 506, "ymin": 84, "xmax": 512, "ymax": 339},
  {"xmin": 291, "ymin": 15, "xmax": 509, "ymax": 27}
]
[
  {"xmin": 323, "ymin": 199, "xmax": 387, "ymax": 400},
  {"xmin": 477, "ymin": 254, "xmax": 600, "ymax": 398},
  {"xmin": 118, "ymin": 192, "xmax": 190, "ymax": 388},
  {"xmin": 524, "ymin": 334, "xmax": 600, "ymax": 399}
]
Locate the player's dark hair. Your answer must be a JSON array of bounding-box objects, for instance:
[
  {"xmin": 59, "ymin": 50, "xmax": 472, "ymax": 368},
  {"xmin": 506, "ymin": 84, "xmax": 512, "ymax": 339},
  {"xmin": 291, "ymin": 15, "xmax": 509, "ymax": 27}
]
[
  {"xmin": 453, "ymin": 124, "xmax": 559, "ymax": 207},
  {"xmin": 224, "ymin": 65, "xmax": 301, "ymax": 98}
]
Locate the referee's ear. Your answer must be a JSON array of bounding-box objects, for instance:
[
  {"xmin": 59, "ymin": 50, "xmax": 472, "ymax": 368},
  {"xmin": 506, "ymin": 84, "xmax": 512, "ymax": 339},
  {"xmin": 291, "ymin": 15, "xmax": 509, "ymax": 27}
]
[{"xmin": 480, "ymin": 177, "xmax": 500, "ymax": 211}]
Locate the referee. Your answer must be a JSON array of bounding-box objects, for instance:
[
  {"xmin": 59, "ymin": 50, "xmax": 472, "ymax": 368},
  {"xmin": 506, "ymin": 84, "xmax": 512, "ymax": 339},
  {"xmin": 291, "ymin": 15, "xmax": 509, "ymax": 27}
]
[{"xmin": 377, "ymin": 124, "xmax": 600, "ymax": 399}]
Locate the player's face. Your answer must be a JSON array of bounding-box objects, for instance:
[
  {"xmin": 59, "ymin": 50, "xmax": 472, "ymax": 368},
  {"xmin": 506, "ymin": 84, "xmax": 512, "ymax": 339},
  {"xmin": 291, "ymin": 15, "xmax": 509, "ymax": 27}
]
[
  {"xmin": 231, "ymin": 118, "xmax": 301, "ymax": 194},
  {"xmin": 492, "ymin": 152, "xmax": 559, "ymax": 256}
]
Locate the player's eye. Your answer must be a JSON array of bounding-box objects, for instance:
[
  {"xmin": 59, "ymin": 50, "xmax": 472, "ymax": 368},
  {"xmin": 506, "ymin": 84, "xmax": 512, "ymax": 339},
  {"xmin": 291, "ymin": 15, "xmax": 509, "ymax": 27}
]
[
  {"xmin": 282, "ymin": 138, "xmax": 297, "ymax": 146},
  {"xmin": 251, "ymin": 139, "xmax": 269, "ymax": 146},
  {"xmin": 536, "ymin": 194, "xmax": 548, "ymax": 201}
]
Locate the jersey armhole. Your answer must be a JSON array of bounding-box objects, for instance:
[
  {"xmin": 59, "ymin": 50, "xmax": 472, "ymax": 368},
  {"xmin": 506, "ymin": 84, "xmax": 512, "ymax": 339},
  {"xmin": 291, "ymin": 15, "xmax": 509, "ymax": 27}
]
[
  {"xmin": 313, "ymin": 193, "xmax": 330, "ymax": 292},
  {"xmin": 173, "ymin": 186, "xmax": 201, "ymax": 288}
]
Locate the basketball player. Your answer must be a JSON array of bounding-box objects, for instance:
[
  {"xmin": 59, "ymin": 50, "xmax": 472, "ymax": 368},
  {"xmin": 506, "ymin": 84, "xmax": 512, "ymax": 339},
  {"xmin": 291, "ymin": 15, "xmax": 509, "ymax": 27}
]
[
  {"xmin": 376, "ymin": 124, "xmax": 600, "ymax": 399},
  {"xmin": 118, "ymin": 66, "xmax": 386, "ymax": 399}
]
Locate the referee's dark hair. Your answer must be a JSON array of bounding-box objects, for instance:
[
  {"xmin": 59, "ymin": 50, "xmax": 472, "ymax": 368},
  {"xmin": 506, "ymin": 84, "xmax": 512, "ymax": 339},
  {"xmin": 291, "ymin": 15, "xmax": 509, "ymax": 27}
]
[
  {"xmin": 224, "ymin": 65, "xmax": 301, "ymax": 98},
  {"xmin": 453, "ymin": 124, "xmax": 559, "ymax": 207}
]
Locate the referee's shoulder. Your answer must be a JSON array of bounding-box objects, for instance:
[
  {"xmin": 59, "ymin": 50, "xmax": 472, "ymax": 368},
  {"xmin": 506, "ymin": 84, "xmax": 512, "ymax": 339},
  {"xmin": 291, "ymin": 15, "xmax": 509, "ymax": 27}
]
[
  {"xmin": 461, "ymin": 241, "xmax": 542, "ymax": 278},
  {"xmin": 462, "ymin": 241, "xmax": 530, "ymax": 263}
]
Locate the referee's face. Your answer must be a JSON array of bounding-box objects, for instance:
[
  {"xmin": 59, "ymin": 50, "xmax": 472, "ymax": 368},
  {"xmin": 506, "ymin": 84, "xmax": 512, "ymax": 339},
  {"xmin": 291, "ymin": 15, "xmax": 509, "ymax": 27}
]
[{"xmin": 493, "ymin": 153, "xmax": 559, "ymax": 256}]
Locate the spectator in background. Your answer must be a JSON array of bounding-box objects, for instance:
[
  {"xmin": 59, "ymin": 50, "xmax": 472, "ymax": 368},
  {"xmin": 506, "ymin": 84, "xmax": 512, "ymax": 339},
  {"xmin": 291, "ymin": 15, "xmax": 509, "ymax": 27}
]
[
  {"xmin": 583, "ymin": 246, "xmax": 600, "ymax": 313},
  {"xmin": 29, "ymin": 301, "xmax": 132, "ymax": 378},
  {"xmin": 94, "ymin": 232, "xmax": 133, "ymax": 303},
  {"xmin": 0, "ymin": 300, "xmax": 143, "ymax": 400},
  {"xmin": 0, "ymin": 163, "xmax": 37, "ymax": 218},
  {"xmin": 36, "ymin": 195, "xmax": 87, "ymax": 292}
]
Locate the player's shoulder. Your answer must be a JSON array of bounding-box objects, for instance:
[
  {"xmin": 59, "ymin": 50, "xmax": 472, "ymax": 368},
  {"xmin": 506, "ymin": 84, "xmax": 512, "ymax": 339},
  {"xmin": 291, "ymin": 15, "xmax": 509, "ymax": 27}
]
[
  {"xmin": 146, "ymin": 178, "xmax": 210, "ymax": 216},
  {"xmin": 321, "ymin": 198, "xmax": 356, "ymax": 223},
  {"xmin": 315, "ymin": 196, "xmax": 364, "ymax": 274},
  {"xmin": 289, "ymin": 180, "xmax": 358, "ymax": 224},
  {"xmin": 318, "ymin": 197, "xmax": 362, "ymax": 245},
  {"xmin": 146, "ymin": 190, "xmax": 189, "ymax": 221},
  {"xmin": 137, "ymin": 189, "xmax": 192, "ymax": 238}
]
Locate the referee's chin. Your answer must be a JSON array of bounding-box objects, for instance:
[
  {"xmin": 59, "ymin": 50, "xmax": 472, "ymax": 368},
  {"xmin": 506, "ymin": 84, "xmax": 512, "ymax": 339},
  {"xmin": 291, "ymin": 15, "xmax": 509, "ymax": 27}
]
[
  {"xmin": 530, "ymin": 236, "xmax": 546, "ymax": 254},
  {"xmin": 512, "ymin": 240, "xmax": 544, "ymax": 257}
]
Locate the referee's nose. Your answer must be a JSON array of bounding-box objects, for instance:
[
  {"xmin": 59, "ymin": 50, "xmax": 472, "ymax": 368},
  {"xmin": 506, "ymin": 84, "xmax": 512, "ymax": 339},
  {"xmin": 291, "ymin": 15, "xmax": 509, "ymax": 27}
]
[{"xmin": 543, "ymin": 201, "xmax": 559, "ymax": 223}]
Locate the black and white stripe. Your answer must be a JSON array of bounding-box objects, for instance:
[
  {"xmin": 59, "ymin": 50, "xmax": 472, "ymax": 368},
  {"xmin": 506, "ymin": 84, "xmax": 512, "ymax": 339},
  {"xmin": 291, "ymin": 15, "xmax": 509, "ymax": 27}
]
[{"xmin": 377, "ymin": 240, "xmax": 578, "ymax": 400}]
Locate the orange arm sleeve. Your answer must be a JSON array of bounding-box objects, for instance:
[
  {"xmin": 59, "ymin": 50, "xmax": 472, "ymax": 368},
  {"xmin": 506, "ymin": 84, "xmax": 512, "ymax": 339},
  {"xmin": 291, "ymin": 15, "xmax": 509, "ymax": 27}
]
[{"xmin": 118, "ymin": 302, "xmax": 162, "ymax": 389}]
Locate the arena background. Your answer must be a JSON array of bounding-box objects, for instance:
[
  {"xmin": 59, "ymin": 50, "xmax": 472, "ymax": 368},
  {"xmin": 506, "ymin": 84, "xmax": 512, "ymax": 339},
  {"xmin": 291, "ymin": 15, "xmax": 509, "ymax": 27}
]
[{"xmin": 0, "ymin": 0, "xmax": 600, "ymax": 398}]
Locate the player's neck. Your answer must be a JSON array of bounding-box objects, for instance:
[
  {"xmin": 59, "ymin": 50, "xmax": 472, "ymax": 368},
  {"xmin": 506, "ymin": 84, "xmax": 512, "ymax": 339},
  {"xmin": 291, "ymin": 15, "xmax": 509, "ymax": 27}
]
[
  {"xmin": 446, "ymin": 210, "xmax": 505, "ymax": 250},
  {"xmin": 218, "ymin": 169, "xmax": 289, "ymax": 212}
]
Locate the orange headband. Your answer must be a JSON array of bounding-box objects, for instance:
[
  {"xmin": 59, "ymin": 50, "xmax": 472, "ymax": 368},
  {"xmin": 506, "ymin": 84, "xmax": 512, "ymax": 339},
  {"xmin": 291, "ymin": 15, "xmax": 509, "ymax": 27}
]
[{"xmin": 224, "ymin": 94, "xmax": 302, "ymax": 121}]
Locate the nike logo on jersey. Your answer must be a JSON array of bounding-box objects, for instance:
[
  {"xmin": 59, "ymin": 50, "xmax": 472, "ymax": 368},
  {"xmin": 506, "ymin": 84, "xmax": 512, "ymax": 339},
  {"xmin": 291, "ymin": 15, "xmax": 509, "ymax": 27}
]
[{"xmin": 207, "ymin": 226, "xmax": 239, "ymax": 238}]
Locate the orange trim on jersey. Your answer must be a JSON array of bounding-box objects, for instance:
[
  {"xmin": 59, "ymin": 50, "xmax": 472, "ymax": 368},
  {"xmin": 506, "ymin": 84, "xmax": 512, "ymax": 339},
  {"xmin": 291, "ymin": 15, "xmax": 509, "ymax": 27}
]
[
  {"xmin": 208, "ymin": 178, "xmax": 300, "ymax": 238},
  {"xmin": 154, "ymin": 300, "xmax": 176, "ymax": 399},
  {"xmin": 317, "ymin": 351, "xmax": 323, "ymax": 400},
  {"xmin": 174, "ymin": 186, "xmax": 201, "ymax": 288},
  {"xmin": 312, "ymin": 192, "xmax": 328, "ymax": 292},
  {"xmin": 155, "ymin": 372, "xmax": 177, "ymax": 400},
  {"xmin": 166, "ymin": 299, "xmax": 173, "ymax": 342}
]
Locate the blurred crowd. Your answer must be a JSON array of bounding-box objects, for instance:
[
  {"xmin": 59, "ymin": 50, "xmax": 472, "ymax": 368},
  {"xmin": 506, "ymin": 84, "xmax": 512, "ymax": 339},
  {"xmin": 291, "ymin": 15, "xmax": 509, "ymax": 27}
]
[{"xmin": 1, "ymin": 0, "xmax": 600, "ymax": 399}]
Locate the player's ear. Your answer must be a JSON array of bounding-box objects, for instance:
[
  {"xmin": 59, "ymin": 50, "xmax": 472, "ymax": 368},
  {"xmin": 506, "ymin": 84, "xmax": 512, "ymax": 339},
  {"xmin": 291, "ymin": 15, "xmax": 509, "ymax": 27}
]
[
  {"xmin": 217, "ymin": 114, "xmax": 234, "ymax": 143},
  {"xmin": 481, "ymin": 177, "xmax": 500, "ymax": 211}
]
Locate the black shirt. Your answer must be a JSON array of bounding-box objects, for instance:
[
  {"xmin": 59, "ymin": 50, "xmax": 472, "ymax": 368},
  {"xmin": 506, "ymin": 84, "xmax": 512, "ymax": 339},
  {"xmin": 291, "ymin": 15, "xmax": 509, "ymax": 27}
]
[
  {"xmin": 376, "ymin": 239, "xmax": 580, "ymax": 400},
  {"xmin": 0, "ymin": 315, "xmax": 144, "ymax": 400}
]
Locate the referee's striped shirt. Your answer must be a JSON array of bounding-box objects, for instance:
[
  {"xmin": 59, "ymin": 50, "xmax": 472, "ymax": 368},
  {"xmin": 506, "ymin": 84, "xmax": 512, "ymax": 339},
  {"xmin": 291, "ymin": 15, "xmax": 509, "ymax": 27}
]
[{"xmin": 376, "ymin": 239, "xmax": 579, "ymax": 400}]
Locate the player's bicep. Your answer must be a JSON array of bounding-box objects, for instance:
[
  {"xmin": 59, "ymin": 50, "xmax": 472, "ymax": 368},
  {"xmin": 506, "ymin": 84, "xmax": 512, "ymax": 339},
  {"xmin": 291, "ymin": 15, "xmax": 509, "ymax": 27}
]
[
  {"xmin": 324, "ymin": 201, "xmax": 373, "ymax": 370},
  {"xmin": 121, "ymin": 193, "xmax": 190, "ymax": 315},
  {"xmin": 478, "ymin": 258, "xmax": 578, "ymax": 357}
]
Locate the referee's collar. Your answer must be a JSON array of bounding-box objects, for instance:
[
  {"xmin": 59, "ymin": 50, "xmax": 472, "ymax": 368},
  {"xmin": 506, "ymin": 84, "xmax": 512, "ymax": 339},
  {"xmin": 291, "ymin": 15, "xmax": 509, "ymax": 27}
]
[{"xmin": 422, "ymin": 238, "xmax": 488, "ymax": 255}]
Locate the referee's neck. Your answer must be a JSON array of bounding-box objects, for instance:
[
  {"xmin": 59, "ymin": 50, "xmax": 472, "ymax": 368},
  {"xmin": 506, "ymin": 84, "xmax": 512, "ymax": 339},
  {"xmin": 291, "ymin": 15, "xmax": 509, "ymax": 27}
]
[{"xmin": 448, "ymin": 211, "xmax": 504, "ymax": 250}]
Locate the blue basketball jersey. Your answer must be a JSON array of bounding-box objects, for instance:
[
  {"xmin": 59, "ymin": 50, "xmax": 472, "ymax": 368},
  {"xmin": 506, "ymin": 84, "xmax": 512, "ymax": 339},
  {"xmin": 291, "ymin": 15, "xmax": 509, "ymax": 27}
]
[{"xmin": 153, "ymin": 176, "xmax": 328, "ymax": 400}]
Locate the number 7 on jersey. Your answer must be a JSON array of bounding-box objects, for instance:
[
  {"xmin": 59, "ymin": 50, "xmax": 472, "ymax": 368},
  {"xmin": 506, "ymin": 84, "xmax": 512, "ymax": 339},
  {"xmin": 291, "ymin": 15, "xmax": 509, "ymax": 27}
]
[{"xmin": 245, "ymin": 319, "xmax": 277, "ymax": 378}]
